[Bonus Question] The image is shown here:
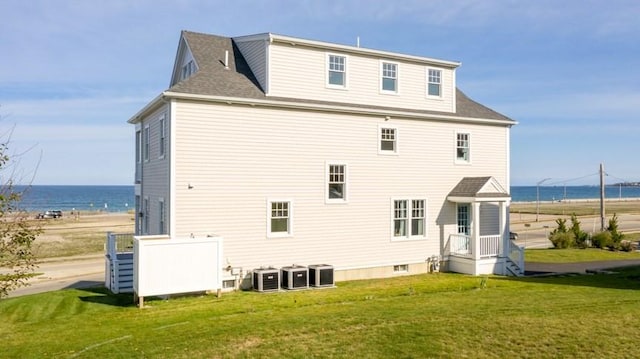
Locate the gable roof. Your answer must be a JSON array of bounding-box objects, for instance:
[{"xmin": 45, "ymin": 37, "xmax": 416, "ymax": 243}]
[
  {"xmin": 131, "ymin": 31, "xmax": 515, "ymax": 125},
  {"xmin": 447, "ymin": 176, "xmax": 511, "ymax": 202}
]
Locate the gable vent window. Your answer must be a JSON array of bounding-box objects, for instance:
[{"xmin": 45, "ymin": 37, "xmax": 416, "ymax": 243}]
[{"xmin": 181, "ymin": 60, "xmax": 196, "ymax": 80}]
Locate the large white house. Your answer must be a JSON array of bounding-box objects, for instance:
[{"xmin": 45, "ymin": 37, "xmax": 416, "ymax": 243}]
[{"xmin": 128, "ymin": 30, "xmax": 522, "ymax": 289}]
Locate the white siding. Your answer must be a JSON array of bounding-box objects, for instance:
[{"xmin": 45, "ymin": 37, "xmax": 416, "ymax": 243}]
[
  {"xmin": 139, "ymin": 104, "xmax": 171, "ymax": 236},
  {"xmin": 267, "ymin": 43, "xmax": 455, "ymax": 113},
  {"xmin": 235, "ymin": 39, "xmax": 268, "ymax": 92},
  {"xmin": 171, "ymin": 100, "xmax": 508, "ymax": 272}
]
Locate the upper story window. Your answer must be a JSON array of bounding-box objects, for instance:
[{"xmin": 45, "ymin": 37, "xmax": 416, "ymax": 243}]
[
  {"xmin": 379, "ymin": 126, "xmax": 398, "ymax": 154},
  {"xmin": 159, "ymin": 115, "xmax": 166, "ymax": 158},
  {"xmin": 135, "ymin": 130, "xmax": 142, "ymax": 164},
  {"xmin": 456, "ymin": 132, "xmax": 470, "ymax": 163},
  {"xmin": 268, "ymin": 200, "xmax": 292, "ymax": 238},
  {"xmin": 327, "ymin": 54, "xmax": 347, "ymax": 88},
  {"xmin": 381, "ymin": 62, "xmax": 398, "ymax": 93},
  {"xmin": 181, "ymin": 60, "xmax": 196, "ymax": 80},
  {"xmin": 143, "ymin": 125, "xmax": 150, "ymax": 162},
  {"xmin": 427, "ymin": 69, "xmax": 442, "ymax": 97},
  {"xmin": 326, "ymin": 163, "xmax": 347, "ymax": 203}
]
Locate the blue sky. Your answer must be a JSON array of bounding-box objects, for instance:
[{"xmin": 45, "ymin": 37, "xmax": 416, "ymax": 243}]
[{"xmin": 1, "ymin": 0, "xmax": 639, "ymax": 186}]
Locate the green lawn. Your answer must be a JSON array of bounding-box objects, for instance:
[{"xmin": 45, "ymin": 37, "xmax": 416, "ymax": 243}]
[
  {"xmin": 2, "ymin": 266, "xmax": 640, "ymax": 358},
  {"xmin": 526, "ymin": 248, "xmax": 640, "ymax": 263}
]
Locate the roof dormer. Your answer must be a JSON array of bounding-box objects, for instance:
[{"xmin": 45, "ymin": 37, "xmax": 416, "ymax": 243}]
[{"xmin": 170, "ymin": 33, "xmax": 199, "ymax": 86}]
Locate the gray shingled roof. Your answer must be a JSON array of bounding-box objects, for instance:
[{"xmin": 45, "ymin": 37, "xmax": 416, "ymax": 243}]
[
  {"xmin": 448, "ymin": 177, "xmax": 510, "ymax": 198},
  {"xmin": 169, "ymin": 31, "xmax": 514, "ymax": 124}
]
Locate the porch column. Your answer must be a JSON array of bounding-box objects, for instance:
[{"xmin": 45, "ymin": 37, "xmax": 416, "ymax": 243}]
[
  {"xmin": 499, "ymin": 201, "xmax": 508, "ymax": 257},
  {"xmin": 471, "ymin": 201, "xmax": 481, "ymax": 261}
]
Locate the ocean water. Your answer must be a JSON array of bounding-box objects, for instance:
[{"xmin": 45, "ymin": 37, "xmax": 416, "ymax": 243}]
[
  {"xmin": 16, "ymin": 185, "xmax": 134, "ymax": 213},
  {"xmin": 11, "ymin": 184, "xmax": 640, "ymax": 213},
  {"xmin": 510, "ymin": 185, "xmax": 640, "ymax": 202}
]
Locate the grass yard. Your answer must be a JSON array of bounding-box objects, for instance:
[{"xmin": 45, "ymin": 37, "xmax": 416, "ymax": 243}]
[
  {"xmin": 526, "ymin": 248, "xmax": 640, "ymax": 263},
  {"xmin": 2, "ymin": 266, "xmax": 640, "ymax": 358}
]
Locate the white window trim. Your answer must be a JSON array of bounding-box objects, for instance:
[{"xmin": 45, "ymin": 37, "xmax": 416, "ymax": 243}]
[
  {"xmin": 393, "ymin": 264, "xmax": 409, "ymax": 273},
  {"xmin": 454, "ymin": 130, "xmax": 472, "ymax": 165},
  {"xmin": 325, "ymin": 161, "xmax": 349, "ymax": 204},
  {"xmin": 378, "ymin": 124, "xmax": 399, "ymax": 155},
  {"xmin": 158, "ymin": 114, "xmax": 166, "ymax": 159},
  {"xmin": 426, "ymin": 68, "xmax": 443, "ymax": 99},
  {"xmin": 266, "ymin": 198, "xmax": 294, "ymax": 239},
  {"xmin": 390, "ymin": 197, "xmax": 428, "ymax": 242},
  {"xmin": 326, "ymin": 53, "xmax": 348, "ymax": 90},
  {"xmin": 135, "ymin": 130, "xmax": 142, "ymax": 164},
  {"xmin": 379, "ymin": 60, "xmax": 399, "ymax": 95}
]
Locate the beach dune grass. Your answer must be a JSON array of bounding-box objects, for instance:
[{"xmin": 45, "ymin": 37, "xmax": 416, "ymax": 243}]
[
  {"xmin": 1, "ymin": 266, "xmax": 640, "ymax": 358},
  {"xmin": 511, "ymin": 200, "xmax": 640, "ymax": 216}
]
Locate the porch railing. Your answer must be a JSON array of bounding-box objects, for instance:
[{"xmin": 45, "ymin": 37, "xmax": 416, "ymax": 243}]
[
  {"xmin": 448, "ymin": 234, "xmax": 501, "ymax": 258},
  {"xmin": 508, "ymin": 240, "xmax": 525, "ymax": 276},
  {"xmin": 106, "ymin": 232, "xmax": 135, "ymax": 258}
]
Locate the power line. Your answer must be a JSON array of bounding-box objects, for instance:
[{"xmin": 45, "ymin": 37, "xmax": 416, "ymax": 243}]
[{"xmin": 545, "ymin": 172, "xmax": 599, "ymax": 186}]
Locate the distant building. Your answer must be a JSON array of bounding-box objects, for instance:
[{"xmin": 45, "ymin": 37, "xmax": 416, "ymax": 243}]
[{"xmin": 128, "ymin": 30, "xmax": 522, "ymax": 288}]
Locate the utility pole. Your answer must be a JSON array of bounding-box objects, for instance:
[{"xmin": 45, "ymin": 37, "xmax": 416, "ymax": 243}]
[{"xmin": 600, "ymin": 163, "xmax": 605, "ymax": 231}]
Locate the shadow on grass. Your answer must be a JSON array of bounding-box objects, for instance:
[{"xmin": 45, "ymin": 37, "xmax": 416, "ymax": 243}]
[
  {"xmin": 496, "ymin": 264, "xmax": 640, "ymax": 291},
  {"xmin": 73, "ymin": 286, "xmax": 136, "ymax": 307}
]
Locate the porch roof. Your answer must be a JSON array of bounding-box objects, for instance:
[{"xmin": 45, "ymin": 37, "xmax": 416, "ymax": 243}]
[{"xmin": 447, "ymin": 176, "xmax": 511, "ymax": 203}]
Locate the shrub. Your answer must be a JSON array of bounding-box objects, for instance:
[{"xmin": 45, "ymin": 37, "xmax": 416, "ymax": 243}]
[
  {"xmin": 550, "ymin": 232, "xmax": 575, "ymax": 249},
  {"xmin": 550, "ymin": 218, "xmax": 568, "ymax": 236},
  {"xmin": 620, "ymin": 241, "xmax": 635, "ymax": 252},
  {"xmin": 570, "ymin": 214, "xmax": 589, "ymax": 248},
  {"xmin": 591, "ymin": 231, "xmax": 612, "ymax": 249},
  {"xmin": 607, "ymin": 213, "xmax": 624, "ymax": 249}
]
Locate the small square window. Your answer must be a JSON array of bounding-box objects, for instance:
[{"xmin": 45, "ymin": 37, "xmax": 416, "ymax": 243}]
[
  {"xmin": 427, "ymin": 69, "xmax": 441, "ymax": 97},
  {"xmin": 328, "ymin": 55, "xmax": 346, "ymax": 87},
  {"xmin": 393, "ymin": 264, "xmax": 409, "ymax": 273}
]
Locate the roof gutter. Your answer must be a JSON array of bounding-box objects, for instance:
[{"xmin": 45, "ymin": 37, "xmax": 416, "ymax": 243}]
[{"xmin": 161, "ymin": 91, "xmax": 517, "ymax": 126}]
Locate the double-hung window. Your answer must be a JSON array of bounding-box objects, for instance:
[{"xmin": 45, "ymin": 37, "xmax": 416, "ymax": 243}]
[
  {"xmin": 268, "ymin": 200, "xmax": 292, "ymax": 238},
  {"xmin": 427, "ymin": 69, "xmax": 442, "ymax": 97},
  {"xmin": 456, "ymin": 132, "xmax": 470, "ymax": 163},
  {"xmin": 379, "ymin": 126, "xmax": 397, "ymax": 154},
  {"xmin": 393, "ymin": 198, "xmax": 427, "ymax": 239},
  {"xmin": 327, "ymin": 54, "xmax": 346, "ymax": 87},
  {"xmin": 143, "ymin": 125, "xmax": 150, "ymax": 162},
  {"xmin": 159, "ymin": 115, "xmax": 166, "ymax": 158},
  {"xmin": 158, "ymin": 198, "xmax": 165, "ymax": 234},
  {"xmin": 457, "ymin": 204, "xmax": 470, "ymax": 235},
  {"xmin": 381, "ymin": 61, "xmax": 398, "ymax": 93},
  {"xmin": 326, "ymin": 163, "xmax": 347, "ymax": 203}
]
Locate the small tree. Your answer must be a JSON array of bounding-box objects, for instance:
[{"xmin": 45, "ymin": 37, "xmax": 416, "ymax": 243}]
[
  {"xmin": 569, "ymin": 213, "xmax": 589, "ymax": 248},
  {"xmin": 606, "ymin": 213, "xmax": 624, "ymax": 250},
  {"xmin": 549, "ymin": 218, "xmax": 575, "ymax": 249},
  {"xmin": 0, "ymin": 141, "xmax": 41, "ymax": 298}
]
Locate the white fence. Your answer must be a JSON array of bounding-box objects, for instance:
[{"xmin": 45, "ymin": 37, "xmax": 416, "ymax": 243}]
[{"xmin": 134, "ymin": 235, "xmax": 223, "ymax": 305}]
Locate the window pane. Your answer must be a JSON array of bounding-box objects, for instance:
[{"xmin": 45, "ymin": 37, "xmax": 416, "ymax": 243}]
[
  {"xmin": 271, "ymin": 218, "xmax": 288, "ymax": 233},
  {"xmin": 329, "ymin": 71, "xmax": 345, "ymax": 86},
  {"xmin": 328, "ymin": 183, "xmax": 344, "ymax": 199},
  {"xmin": 428, "ymin": 83, "xmax": 440, "ymax": 96},
  {"xmin": 411, "ymin": 218, "xmax": 424, "ymax": 236},
  {"xmin": 382, "ymin": 77, "xmax": 396, "ymax": 91},
  {"xmin": 381, "ymin": 140, "xmax": 395, "ymax": 151},
  {"xmin": 394, "ymin": 219, "xmax": 407, "ymax": 237}
]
